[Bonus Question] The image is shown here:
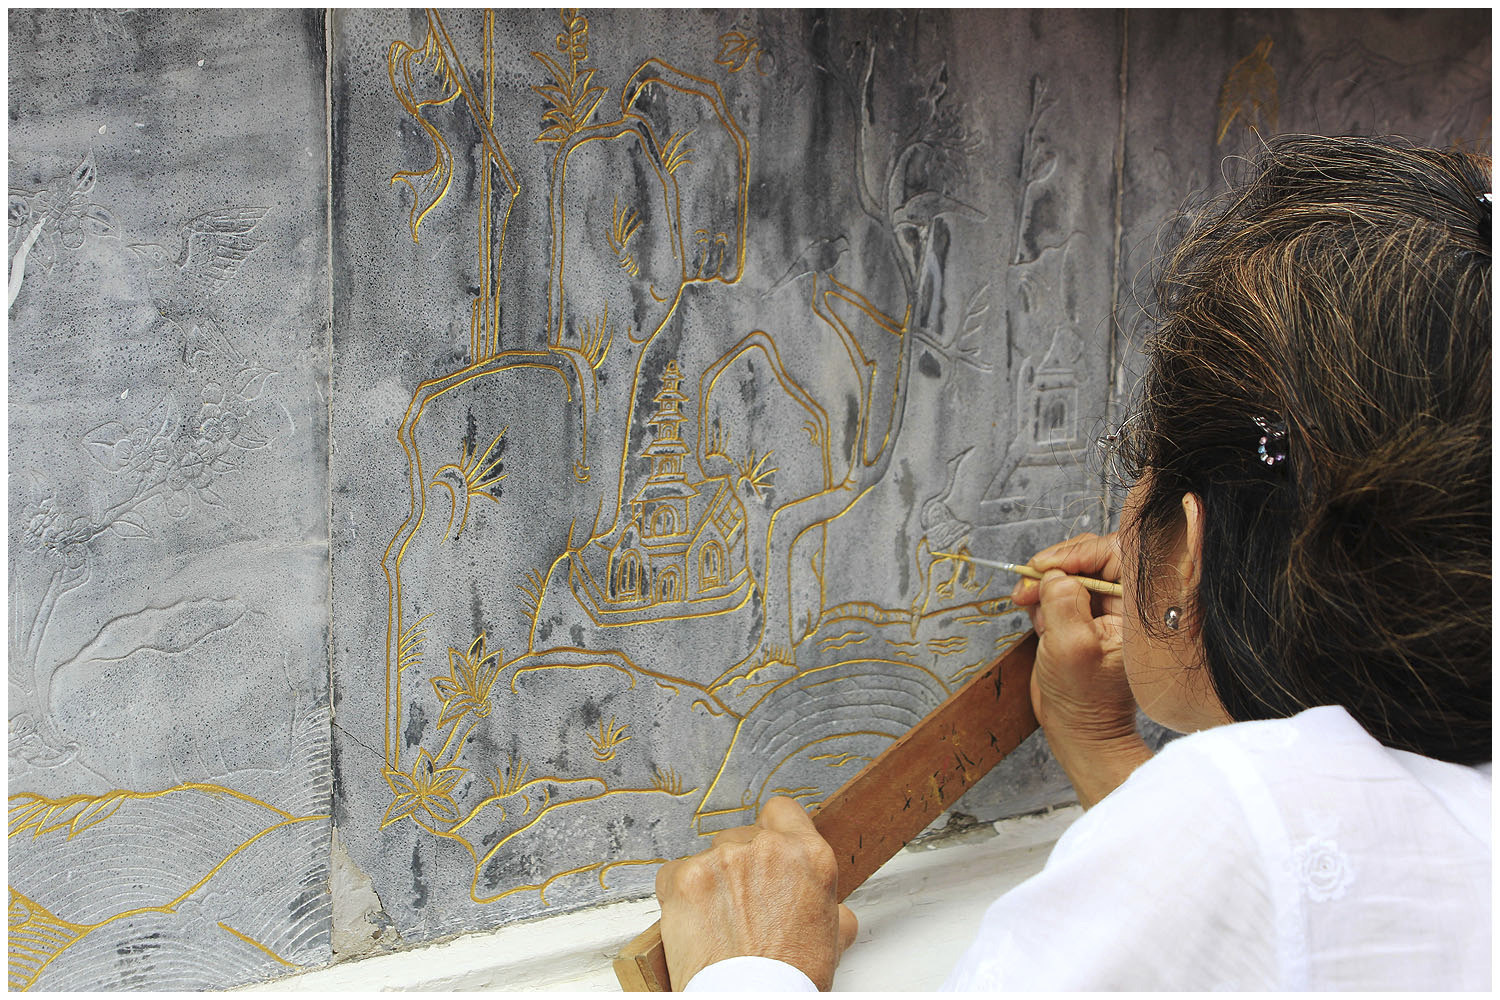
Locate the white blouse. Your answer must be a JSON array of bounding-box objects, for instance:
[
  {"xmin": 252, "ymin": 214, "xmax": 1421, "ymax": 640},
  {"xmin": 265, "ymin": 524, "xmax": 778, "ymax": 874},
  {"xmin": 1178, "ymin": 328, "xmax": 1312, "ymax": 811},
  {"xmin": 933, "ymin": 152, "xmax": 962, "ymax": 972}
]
[{"xmin": 684, "ymin": 705, "xmax": 1492, "ymax": 991}]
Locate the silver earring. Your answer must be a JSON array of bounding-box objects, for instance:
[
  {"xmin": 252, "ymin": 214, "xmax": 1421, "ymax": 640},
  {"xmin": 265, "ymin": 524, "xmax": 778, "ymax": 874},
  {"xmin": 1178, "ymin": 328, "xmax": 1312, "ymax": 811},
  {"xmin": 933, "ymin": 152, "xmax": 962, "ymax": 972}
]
[{"xmin": 1164, "ymin": 606, "xmax": 1182, "ymax": 630}]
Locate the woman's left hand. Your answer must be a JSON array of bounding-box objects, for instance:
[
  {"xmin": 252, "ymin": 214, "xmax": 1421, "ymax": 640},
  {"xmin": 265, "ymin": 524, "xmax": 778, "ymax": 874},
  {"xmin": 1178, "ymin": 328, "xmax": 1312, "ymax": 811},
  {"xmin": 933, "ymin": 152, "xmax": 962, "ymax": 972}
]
[{"xmin": 655, "ymin": 796, "xmax": 859, "ymax": 990}]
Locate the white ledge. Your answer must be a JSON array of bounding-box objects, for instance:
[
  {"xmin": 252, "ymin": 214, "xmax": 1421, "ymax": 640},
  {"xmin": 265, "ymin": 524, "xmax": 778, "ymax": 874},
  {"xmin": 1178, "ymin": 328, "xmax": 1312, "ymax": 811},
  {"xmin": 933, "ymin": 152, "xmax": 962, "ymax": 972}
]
[{"xmin": 249, "ymin": 806, "xmax": 1080, "ymax": 992}]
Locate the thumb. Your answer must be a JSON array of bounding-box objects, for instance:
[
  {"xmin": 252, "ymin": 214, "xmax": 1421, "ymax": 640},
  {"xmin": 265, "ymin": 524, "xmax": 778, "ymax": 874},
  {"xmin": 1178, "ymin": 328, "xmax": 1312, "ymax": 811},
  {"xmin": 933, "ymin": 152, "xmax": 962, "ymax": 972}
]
[
  {"xmin": 837, "ymin": 904, "xmax": 858, "ymax": 954},
  {"xmin": 1037, "ymin": 569, "xmax": 1096, "ymax": 639}
]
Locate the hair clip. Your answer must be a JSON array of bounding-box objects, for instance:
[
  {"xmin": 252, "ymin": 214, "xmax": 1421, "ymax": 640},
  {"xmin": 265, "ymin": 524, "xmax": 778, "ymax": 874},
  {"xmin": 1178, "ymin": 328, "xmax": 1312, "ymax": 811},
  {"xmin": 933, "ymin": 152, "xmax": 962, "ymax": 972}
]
[{"xmin": 1253, "ymin": 415, "xmax": 1288, "ymax": 467}]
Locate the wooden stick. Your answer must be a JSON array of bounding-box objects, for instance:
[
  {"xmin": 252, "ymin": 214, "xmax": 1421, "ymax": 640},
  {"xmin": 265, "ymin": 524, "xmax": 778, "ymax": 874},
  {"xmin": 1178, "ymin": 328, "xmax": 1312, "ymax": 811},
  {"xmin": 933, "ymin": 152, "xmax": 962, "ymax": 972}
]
[
  {"xmin": 613, "ymin": 632, "xmax": 1040, "ymax": 991},
  {"xmin": 930, "ymin": 550, "xmax": 1124, "ymax": 598}
]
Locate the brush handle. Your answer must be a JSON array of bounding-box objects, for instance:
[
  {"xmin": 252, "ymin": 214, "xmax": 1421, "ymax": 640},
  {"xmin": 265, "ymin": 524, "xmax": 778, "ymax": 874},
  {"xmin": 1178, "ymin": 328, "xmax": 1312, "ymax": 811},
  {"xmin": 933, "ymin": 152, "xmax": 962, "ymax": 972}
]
[{"xmin": 931, "ymin": 551, "xmax": 1124, "ymax": 599}]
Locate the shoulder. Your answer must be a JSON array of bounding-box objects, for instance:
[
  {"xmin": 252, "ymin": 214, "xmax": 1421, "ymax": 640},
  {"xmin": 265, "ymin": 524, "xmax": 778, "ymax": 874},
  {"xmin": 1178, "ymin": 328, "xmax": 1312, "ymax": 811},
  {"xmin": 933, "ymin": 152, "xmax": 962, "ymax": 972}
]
[
  {"xmin": 1044, "ymin": 717, "xmax": 1265, "ymax": 870},
  {"xmin": 1071, "ymin": 705, "xmax": 1487, "ymax": 864},
  {"xmin": 948, "ymin": 720, "xmax": 1287, "ymax": 988},
  {"xmin": 951, "ymin": 707, "xmax": 1491, "ymax": 989}
]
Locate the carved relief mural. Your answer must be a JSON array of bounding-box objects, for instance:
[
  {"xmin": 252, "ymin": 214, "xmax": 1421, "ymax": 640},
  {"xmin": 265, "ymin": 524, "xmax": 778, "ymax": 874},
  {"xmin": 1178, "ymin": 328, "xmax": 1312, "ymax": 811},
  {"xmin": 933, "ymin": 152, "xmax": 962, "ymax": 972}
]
[
  {"xmin": 10, "ymin": 7, "xmax": 1488, "ymax": 989},
  {"xmin": 329, "ymin": 8, "xmax": 1122, "ymax": 940}
]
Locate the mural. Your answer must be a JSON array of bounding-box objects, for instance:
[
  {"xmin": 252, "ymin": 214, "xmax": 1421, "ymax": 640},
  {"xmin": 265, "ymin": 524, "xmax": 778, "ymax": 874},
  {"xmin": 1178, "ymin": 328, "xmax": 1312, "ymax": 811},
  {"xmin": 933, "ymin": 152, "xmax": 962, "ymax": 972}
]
[
  {"xmin": 330, "ymin": 6, "xmax": 1492, "ymax": 946},
  {"xmin": 8, "ymin": 6, "xmax": 1488, "ymax": 989}
]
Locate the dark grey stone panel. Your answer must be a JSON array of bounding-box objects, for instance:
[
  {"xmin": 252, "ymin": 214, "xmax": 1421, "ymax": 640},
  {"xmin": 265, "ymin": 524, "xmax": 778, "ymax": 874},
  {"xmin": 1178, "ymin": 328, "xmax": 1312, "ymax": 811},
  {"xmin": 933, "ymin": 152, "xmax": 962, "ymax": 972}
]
[
  {"xmin": 330, "ymin": 8, "xmax": 1116, "ymax": 943},
  {"xmin": 7, "ymin": 9, "xmax": 331, "ymax": 990}
]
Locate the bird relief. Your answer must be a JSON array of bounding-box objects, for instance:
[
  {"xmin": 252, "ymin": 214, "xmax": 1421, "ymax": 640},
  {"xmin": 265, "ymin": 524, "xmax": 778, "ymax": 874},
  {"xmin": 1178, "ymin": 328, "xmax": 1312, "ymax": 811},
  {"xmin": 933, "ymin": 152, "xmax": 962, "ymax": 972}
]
[
  {"xmin": 9, "ymin": 157, "xmax": 291, "ymax": 779},
  {"xmin": 128, "ymin": 205, "xmax": 270, "ymax": 371}
]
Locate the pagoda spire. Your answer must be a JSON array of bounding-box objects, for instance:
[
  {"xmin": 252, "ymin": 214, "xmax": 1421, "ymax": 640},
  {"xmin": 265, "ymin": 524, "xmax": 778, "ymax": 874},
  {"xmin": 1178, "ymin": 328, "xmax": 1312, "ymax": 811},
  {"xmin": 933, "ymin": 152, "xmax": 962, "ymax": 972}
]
[{"xmin": 641, "ymin": 360, "xmax": 689, "ymax": 481}]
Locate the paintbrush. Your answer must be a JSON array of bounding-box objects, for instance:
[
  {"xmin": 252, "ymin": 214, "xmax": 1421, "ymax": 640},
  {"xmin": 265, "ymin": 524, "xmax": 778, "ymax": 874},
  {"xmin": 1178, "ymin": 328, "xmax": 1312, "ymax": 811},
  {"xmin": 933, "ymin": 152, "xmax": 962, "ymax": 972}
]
[{"xmin": 930, "ymin": 550, "xmax": 1124, "ymax": 598}]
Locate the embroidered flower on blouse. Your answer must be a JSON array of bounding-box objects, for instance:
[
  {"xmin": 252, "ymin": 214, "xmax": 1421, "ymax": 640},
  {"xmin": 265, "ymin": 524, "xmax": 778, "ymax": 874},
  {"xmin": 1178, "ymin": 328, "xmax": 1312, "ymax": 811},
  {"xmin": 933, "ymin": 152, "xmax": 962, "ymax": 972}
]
[{"xmin": 1292, "ymin": 836, "xmax": 1355, "ymax": 902}]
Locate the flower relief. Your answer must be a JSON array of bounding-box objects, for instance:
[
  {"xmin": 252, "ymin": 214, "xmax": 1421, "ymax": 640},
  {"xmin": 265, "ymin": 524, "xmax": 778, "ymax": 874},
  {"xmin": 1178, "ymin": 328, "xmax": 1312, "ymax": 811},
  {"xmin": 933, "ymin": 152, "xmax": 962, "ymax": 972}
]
[
  {"xmin": 1291, "ymin": 835, "xmax": 1355, "ymax": 903},
  {"xmin": 8, "ymin": 151, "xmax": 117, "ymax": 274},
  {"xmin": 381, "ymin": 747, "xmax": 465, "ymax": 828},
  {"xmin": 19, "ymin": 488, "xmax": 94, "ymax": 573},
  {"xmin": 78, "ymin": 366, "xmax": 284, "ymax": 520},
  {"xmin": 431, "ymin": 633, "xmax": 504, "ymax": 728}
]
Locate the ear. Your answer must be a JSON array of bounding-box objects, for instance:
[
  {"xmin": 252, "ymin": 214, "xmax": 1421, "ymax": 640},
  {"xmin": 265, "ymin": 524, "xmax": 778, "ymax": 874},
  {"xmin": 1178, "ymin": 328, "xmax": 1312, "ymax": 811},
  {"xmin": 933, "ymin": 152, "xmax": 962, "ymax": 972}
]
[{"xmin": 1176, "ymin": 492, "xmax": 1205, "ymax": 628}]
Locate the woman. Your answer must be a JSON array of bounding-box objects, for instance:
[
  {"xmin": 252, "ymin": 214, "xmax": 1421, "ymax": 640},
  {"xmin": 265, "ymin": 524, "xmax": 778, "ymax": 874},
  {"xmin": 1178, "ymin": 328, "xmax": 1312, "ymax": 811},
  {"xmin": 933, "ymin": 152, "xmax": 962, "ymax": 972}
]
[{"xmin": 654, "ymin": 136, "xmax": 1492, "ymax": 990}]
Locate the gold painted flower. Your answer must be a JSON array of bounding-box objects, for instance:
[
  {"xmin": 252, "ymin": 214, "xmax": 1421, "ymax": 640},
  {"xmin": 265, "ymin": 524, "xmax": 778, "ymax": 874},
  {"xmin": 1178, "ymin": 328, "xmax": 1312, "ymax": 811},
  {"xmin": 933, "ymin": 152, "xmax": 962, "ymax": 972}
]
[
  {"xmin": 381, "ymin": 748, "xmax": 465, "ymax": 828},
  {"xmin": 431, "ymin": 633, "xmax": 503, "ymax": 728}
]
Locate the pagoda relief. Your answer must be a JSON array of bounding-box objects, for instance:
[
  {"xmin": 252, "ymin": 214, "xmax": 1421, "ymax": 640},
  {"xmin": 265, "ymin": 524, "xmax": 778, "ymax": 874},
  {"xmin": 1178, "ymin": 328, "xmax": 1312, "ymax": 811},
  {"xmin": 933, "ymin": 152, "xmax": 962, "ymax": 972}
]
[{"xmin": 570, "ymin": 360, "xmax": 753, "ymax": 624}]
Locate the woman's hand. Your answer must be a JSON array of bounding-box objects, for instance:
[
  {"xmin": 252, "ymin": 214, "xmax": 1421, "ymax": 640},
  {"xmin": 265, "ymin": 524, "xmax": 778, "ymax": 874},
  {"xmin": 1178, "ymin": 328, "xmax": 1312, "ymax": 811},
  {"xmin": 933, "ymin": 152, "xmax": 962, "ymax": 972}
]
[
  {"xmin": 655, "ymin": 796, "xmax": 858, "ymax": 990},
  {"xmin": 1010, "ymin": 532, "xmax": 1152, "ymax": 807}
]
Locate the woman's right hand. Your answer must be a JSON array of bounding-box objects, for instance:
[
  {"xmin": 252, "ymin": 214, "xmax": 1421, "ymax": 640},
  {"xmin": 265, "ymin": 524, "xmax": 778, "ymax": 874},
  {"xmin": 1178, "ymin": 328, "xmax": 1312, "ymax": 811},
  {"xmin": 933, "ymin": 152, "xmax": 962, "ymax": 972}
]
[{"xmin": 1010, "ymin": 532, "xmax": 1151, "ymax": 807}]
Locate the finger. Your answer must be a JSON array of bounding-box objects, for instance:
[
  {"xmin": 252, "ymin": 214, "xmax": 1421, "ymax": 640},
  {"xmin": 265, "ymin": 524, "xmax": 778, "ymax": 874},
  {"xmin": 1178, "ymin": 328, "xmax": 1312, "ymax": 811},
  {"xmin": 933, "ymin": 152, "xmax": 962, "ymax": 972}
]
[
  {"xmin": 1095, "ymin": 611, "xmax": 1125, "ymax": 656},
  {"xmin": 654, "ymin": 857, "xmax": 681, "ymax": 899},
  {"xmin": 837, "ymin": 904, "xmax": 859, "ymax": 954},
  {"xmin": 1010, "ymin": 576, "xmax": 1039, "ymax": 607},
  {"xmin": 1037, "ymin": 570, "xmax": 1100, "ymax": 656},
  {"xmin": 1092, "ymin": 590, "xmax": 1125, "ymax": 618},
  {"xmin": 711, "ymin": 825, "xmax": 760, "ymax": 848},
  {"xmin": 758, "ymin": 795, "xmax": 817, "ymax": 835},
  {"xmin": 1030, "ymin": 532, "xmax": 1121, "ymax": 580},
  {"xmin": 1030, "ymin": 530, "xmax": 1110, "ymax": 565}
]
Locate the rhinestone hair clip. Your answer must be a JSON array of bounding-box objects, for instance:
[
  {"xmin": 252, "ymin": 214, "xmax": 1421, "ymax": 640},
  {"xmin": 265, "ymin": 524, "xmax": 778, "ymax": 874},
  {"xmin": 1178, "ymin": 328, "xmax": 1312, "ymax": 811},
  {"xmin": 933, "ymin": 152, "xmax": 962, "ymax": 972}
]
[{"xmin": 1254, "ymin": 415, "xmax": 1289, "ymax": 467}]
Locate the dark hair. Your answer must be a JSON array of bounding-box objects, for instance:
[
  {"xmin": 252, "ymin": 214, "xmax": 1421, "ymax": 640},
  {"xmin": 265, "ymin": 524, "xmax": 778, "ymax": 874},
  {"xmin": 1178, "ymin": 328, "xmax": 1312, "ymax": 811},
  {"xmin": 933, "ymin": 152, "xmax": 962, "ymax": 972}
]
[{"xmin": 1122, "ymin": 135, "xmax": 1491, "ymax": 764}]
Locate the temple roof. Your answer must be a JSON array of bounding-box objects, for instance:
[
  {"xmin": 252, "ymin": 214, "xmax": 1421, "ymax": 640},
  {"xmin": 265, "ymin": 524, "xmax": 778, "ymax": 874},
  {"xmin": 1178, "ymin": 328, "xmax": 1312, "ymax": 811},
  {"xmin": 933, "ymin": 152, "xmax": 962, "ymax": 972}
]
[
  {"xmin": 645, "ymin": 405, "xmax": 686, "ymax": 426},
  {"xmin": 632, "ymin": 480, "xmax": 700, "ymax": 503},
  {"xmin": 641, "ymin": 437, "xmax": 689, "ymax": 456}
]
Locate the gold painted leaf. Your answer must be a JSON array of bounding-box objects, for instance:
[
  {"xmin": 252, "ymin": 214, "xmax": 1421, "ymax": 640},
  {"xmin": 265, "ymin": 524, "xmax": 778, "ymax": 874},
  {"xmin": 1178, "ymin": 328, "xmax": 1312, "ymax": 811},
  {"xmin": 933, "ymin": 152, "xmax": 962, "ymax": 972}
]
[
  {"xmin": 715, "ymin": 31, "xmax": 761, "ymax": 73},
  {"xmin": 380, "ymin": 791, "xmax": 421, "ymax": 828},
  {"xmin": 9, "ymin": 790, "xmax": 130, "ymax": 841},
  {"xmin": 1217, "ymin": 37, "xmax": 1278, "ymax": 145}
]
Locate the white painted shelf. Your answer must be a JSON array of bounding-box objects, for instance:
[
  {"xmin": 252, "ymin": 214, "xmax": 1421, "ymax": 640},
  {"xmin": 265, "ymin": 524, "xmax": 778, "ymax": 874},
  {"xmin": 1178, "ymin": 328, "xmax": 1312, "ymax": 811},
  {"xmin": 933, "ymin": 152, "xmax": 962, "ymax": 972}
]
[{"xmin": 249, "ymin": 806, "xmax": 1080, "ymax": 992}]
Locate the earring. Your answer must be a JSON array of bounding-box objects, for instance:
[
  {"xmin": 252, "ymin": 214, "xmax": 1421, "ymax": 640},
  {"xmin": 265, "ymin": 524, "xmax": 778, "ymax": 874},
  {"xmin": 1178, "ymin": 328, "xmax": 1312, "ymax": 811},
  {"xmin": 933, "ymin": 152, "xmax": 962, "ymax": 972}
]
[{"xmin": 1163, "ymin": 606, "xmax": 1182, "ymax": 630}]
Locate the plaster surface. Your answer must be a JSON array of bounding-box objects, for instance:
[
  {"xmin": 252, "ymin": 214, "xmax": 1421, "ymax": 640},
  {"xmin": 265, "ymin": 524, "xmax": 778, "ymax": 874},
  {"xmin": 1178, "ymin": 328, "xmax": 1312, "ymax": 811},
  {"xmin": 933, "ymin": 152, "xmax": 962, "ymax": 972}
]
[
  {"xmin": 8, "ymin": 9, "xmax": 332, "ymax": 991},
  {"xmin": 1113, "ymin": 10, "xmax": 1492, "ymax": 389}
]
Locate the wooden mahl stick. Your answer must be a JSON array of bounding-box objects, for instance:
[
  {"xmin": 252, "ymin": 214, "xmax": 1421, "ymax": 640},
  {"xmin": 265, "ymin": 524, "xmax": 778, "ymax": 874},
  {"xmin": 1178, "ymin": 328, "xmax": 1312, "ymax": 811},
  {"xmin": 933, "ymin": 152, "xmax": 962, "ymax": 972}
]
[{"xmin": 612, "ymin": 631, "xmax": 1040, "ymax": 991}]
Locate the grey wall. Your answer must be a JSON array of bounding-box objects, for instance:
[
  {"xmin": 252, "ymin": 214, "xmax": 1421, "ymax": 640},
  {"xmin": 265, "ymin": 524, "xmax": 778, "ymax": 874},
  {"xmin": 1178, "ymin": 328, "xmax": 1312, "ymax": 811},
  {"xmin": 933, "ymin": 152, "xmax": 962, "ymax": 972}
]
[{"xmin": 8, "ymin": 8, "xmax": 1489, "ymax": 990}]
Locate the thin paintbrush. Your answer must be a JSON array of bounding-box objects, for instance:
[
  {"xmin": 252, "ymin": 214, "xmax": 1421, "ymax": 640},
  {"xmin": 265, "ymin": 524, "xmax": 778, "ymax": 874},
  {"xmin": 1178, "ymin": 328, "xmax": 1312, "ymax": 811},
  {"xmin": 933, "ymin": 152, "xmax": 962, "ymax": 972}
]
[{"xmin": 930, "ymin": 550, "xmax": 1124, "ymax": 598}]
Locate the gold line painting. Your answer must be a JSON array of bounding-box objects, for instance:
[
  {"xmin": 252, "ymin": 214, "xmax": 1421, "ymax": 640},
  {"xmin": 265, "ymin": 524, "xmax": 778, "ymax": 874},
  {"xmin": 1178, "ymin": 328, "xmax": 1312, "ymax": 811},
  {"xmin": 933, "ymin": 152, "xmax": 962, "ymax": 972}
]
[
  {"xmin": 7, "ymin": 783, "xmax": 328, "ymax": 991},
  {"xmin": 376, "ymin": 7, "xmax": 1055, "ymax": 911}
]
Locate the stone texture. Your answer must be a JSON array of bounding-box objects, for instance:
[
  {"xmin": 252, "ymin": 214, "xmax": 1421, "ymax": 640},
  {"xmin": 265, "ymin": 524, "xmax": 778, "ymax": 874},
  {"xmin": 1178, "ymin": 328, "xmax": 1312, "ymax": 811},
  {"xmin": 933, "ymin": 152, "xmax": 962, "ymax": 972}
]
[
  {"xmin": 1114, "ymin": 10, "xmax": 1492, "ymax": 386},
  {"xmin": 7, "ymin": 9, "xmax": 331, "ymax": 991}
]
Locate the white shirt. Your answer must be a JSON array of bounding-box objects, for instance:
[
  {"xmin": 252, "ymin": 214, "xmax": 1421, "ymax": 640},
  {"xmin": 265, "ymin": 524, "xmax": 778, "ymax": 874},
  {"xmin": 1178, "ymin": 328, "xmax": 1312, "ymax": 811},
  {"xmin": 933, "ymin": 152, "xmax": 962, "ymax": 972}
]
[{"xmin": 685, "ymin": 706, "xmax": 1492, "ymax": 991}]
